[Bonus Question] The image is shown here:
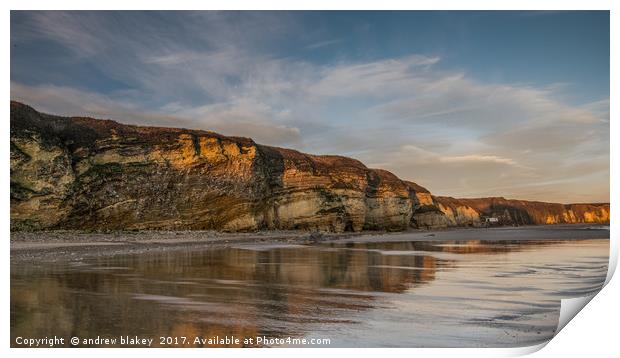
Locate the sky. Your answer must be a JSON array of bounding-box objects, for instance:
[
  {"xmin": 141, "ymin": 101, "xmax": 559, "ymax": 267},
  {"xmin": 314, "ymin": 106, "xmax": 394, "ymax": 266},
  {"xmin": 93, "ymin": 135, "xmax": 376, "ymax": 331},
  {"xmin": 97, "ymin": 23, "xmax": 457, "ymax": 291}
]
[{"xmin": 10, "ymin": 11, "xmax": 610, "ymax": 203}]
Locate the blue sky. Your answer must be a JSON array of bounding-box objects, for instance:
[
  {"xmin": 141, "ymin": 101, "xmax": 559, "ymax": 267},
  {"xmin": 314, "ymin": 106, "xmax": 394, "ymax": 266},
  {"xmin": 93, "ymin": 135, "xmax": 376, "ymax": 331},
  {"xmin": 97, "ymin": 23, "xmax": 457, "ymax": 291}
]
[{"xmin": 10, "ymin": 11, "xmax": 610, "ymax": 203}]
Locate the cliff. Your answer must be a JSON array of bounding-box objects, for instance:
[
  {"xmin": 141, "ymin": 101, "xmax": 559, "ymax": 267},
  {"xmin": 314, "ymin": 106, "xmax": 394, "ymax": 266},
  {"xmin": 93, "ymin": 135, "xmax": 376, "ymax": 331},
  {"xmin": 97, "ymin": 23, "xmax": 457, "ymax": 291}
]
[
  {"xmin": 10, "ymin": 102, "xmax": 418, "ymax": 232},
  {"xmin": 10, "ymin": 102, "xmax": 609, "ymax": 232},
  {"xmin": 434, "ymin": 196, "xmax": 610, "ymax": 226}
]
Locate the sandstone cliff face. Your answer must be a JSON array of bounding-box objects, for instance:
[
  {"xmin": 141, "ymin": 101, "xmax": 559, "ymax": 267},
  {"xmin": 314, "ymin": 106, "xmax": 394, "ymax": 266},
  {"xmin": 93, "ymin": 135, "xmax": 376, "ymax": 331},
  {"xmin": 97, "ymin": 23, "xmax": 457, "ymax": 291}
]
[
  {"xmin": 433, "ymin": 196, "xmax": 481, "ymax": 227},
  {"xmin": 410, "ymin": 194, "xmax": 610, "ymax": 229},
  {"xmin": 439, "ymin": 197, "xmax": 610, "ymax": 226},
  {"xmin": 406, "ymin": 181, "xmax": 450, "ymax": 229},
  {"xmin": 10, "ymin": 102, "xmax": 610, "ymax": 232},
  {"xmin": 10, "ymin": 102, "xmax": 419, "ymax": 232}
]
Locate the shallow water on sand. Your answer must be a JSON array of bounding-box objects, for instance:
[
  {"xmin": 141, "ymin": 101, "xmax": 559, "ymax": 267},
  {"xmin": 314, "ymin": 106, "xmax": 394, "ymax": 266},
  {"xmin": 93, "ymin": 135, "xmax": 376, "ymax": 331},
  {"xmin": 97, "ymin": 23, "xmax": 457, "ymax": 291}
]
[{"xmin": 11, "ymin": 236, "xmax": 608, "ymax": 347}]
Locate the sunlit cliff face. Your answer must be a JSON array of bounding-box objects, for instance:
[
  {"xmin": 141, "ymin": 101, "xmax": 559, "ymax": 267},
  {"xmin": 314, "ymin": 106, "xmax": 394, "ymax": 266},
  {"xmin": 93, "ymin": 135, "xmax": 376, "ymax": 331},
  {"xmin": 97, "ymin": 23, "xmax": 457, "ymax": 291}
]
[
  {"xmin": 435, "ymin": 197, "xmax": 610, "ymax": 227},
  {"xmin": 10, "ymin": 102, "xmax": 609, "ymax": 232},
  {"xmin": 10, "ymin": 102, "xmax": 419, "ymax": 232}
]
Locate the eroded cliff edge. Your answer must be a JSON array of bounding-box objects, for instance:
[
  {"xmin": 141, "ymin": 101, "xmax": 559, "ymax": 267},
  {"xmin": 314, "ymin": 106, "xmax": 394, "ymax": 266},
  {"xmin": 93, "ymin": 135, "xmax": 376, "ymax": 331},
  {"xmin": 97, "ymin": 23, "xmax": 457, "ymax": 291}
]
[{"xmin": 10, "ymin": 102, "xmax": 610, "ymax": 232}]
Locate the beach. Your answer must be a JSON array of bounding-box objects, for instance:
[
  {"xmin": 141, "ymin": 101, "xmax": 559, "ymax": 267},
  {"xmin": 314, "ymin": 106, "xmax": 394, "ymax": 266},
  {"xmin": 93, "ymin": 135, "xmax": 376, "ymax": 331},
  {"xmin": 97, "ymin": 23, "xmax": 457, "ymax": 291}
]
[
  {"xmin": 10, "ymin": 224, "xmax": 609, "ymax": 348},
  {"xmin": 10, "ymin": 224, "xmax": 609, "ymax": 263}
]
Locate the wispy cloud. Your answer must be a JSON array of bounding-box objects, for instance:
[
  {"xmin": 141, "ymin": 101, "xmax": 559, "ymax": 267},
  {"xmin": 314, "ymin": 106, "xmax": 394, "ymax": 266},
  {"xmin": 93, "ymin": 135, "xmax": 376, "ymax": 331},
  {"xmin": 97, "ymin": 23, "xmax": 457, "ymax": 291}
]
[
  {"xmin": 438, "ymin": 155, "xmax": 519, "ymax": 166},
  {"xmin": 304, "ymin": 38, "xmax": 342, "ymax": 50}
]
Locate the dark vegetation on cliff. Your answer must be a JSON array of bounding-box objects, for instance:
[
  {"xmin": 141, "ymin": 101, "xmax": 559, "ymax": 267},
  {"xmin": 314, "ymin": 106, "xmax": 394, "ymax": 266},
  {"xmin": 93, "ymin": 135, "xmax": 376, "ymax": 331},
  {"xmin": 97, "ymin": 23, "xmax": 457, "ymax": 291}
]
[{"xmin": 10, "ymin": 102, "xmax": 610, "ymax": 232}]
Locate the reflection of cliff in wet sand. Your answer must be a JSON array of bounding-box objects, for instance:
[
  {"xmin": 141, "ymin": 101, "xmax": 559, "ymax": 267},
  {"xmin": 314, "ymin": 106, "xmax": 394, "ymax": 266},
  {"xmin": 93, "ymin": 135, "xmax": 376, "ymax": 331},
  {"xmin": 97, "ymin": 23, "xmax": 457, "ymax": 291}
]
[
  {"xmin": 10, "ymin": 102, "xmax": 609, "ymax": 233},
  {"xmin": 11, "ymin": 242, "xmax": 442, "ymax": 346}
]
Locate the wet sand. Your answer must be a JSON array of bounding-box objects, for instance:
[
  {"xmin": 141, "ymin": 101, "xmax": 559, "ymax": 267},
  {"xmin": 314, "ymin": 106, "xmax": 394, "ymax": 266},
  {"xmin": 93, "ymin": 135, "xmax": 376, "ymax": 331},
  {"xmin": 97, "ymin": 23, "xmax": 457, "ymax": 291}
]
[
  {"xmin": 10, "ymin": 229, "xmax": 362, "ymax": 263},
  {"xmin": 10, "ymin": 226, "xmax": 610, "ymax": 347},
  {"xmin": 11, "ymin": 224, "xmax": 609, "ymax": 263}
]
